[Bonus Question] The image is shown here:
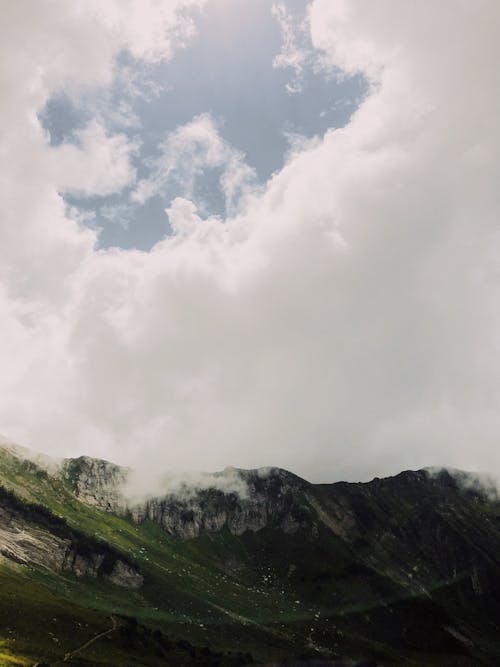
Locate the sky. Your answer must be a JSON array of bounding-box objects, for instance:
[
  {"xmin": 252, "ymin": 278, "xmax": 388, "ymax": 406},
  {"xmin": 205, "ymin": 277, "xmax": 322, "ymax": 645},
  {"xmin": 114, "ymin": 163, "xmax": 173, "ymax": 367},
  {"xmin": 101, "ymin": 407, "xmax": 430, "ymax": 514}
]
[{"xmin": 1, "ymin": 0, "xmax": 500, "ymax": 484}]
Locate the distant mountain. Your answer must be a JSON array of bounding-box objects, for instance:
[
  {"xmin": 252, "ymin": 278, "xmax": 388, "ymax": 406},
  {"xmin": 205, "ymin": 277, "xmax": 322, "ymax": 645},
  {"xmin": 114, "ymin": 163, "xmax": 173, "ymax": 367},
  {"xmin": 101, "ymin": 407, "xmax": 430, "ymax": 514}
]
[{"xmin": 1, "ymin": 444, "xmax": 500, "ymax": 666}]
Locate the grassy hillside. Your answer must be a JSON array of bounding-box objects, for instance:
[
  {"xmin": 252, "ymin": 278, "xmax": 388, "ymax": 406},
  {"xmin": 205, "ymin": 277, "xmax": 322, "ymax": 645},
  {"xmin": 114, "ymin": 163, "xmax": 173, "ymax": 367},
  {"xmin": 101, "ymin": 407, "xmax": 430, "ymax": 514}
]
[{"xmin": 1, "ymin": 447, "xmax": 500, "ymax": 666}]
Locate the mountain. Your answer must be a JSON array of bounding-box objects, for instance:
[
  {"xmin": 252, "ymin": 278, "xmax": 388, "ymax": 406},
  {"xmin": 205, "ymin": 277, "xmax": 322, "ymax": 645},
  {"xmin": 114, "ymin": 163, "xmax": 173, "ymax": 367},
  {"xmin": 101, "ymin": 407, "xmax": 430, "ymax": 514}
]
[{"xmin": 1, "ymin": 444, "xmax": 500, "ymax": 666}]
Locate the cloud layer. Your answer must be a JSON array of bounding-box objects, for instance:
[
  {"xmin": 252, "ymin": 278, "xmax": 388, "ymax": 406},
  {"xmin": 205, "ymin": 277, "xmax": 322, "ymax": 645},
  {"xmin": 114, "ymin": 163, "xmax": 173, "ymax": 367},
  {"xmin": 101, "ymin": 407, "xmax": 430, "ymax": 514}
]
[{"xmin": 1, "ymin": 0, "xmax": 500, "ymax": 484}]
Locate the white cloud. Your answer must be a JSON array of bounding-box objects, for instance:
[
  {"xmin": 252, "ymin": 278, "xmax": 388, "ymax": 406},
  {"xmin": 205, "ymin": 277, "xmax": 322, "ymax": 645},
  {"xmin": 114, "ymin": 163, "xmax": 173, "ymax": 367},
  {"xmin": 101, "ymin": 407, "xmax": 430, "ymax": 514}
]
[
  {"xmin": 272, "ymin": 3, "xmax": 309, "ymax": 93},
  {"xmin": 124, "ymin": 465, "xmax": 250, "ymax": 502},
  {"xmin": 85, "ymin": 0, "xmax": 205, "ymax": 65},
  {"xmin": 0, "ymin": 0, "xmax": 206, "ymax": 302},
  {"xmin": 133, "ymin": 113, "xmax": 257, "ymax": 215},
  {"xmin": 2, "ymin": 0, "xmax": 500, "ymax": 488},
  {"xmin": 52, "ymin": 121, "xmax": 138, "ymax": 196},
  {"xmin": 271, "ymin": 1, "xmax": 331, "ymax": 95}
]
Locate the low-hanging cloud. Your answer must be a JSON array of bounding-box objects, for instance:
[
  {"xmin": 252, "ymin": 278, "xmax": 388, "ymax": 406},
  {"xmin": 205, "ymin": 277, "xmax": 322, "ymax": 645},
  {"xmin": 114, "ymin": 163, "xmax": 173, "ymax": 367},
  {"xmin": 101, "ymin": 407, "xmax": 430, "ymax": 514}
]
[
  {"xmin": 124, "ymin": 465, "xmax": 252, "ymax": 503},
  {"xmin": 1, "ymin": 0, "xmax": 500, "ymax": 487}
]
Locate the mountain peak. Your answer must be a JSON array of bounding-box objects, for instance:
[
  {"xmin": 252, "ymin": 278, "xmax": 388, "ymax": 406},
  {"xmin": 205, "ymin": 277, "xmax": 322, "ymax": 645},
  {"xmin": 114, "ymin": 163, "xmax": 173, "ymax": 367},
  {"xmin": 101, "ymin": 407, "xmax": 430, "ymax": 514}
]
[{"xmin": 2, "ymin": 445, "xmax": 500, "ymax": 664}]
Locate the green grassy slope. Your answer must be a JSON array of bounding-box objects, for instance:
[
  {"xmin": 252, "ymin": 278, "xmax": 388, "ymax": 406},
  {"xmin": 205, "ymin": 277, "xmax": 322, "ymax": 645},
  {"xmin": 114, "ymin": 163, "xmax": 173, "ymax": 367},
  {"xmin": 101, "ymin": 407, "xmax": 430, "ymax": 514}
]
[{"xmin": 1, "ymin": 447, "xmax": 500, "ymax": 666}]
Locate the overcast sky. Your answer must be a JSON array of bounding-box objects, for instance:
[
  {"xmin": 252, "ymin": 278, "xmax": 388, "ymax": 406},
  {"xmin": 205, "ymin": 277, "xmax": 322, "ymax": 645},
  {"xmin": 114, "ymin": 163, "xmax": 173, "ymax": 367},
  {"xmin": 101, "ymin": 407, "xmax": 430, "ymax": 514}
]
[{"xmin": 1, "ymin": 0, "xmax": 500, "ymax": 483}]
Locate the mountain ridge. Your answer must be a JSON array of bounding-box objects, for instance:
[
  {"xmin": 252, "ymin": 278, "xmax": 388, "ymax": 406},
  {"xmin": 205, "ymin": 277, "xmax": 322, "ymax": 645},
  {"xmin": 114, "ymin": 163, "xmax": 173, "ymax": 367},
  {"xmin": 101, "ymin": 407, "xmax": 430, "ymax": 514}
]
[{"xmin": 1, "ymin": 442, "xmax": 500, "ymax": 665}]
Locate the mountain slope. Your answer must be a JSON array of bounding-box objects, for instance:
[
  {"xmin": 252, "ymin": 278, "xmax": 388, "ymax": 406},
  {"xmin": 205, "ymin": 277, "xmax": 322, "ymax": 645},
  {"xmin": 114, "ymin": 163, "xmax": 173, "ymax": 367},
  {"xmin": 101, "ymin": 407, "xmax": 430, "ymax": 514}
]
[{"xmin": 1, "ymin": 445, "xmax": 500, "ymax": 666}]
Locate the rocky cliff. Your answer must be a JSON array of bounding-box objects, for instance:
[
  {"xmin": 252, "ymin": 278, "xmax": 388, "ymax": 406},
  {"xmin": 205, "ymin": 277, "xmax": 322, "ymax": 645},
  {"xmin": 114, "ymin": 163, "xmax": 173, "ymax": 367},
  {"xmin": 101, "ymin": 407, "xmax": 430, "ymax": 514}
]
[
  {"xmin": 61, "ymin": 455, "xmax": 128, "ymax": 512},
  {"xmin": 61, "ymin": 455, "xmax": 313, "ymax": 538},
  {"xmin": 3, "ymin": 443, "xmax": 500, "ymax": 665},
  {"xmin": 0, "ymin": 484, "xmax": 142, "ymax": 588}
]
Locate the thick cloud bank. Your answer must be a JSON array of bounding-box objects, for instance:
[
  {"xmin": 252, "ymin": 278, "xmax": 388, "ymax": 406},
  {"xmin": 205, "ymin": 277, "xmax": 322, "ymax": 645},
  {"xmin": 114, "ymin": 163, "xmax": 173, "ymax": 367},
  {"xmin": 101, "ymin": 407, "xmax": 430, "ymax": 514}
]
[{"xmin": 1, "ymin": 0, "xmax": 500, "ymax": 483}]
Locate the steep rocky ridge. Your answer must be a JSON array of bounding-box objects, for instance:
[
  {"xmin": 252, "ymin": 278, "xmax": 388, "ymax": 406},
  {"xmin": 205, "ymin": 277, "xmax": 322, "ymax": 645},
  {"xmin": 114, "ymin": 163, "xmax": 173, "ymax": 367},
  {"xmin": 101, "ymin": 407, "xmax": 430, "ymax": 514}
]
[
  {"xmin": 61, "ymin": 456, "xmax": 313, "ymax": 538},
  {"xmin": 128, "ymin": 470, "xmax": 310, "ymax": 538},
  {"xmin": 62, "ymin": 455, "xmax": 128, "ymax": 512},
  {"xmin": 2, "ymin": 442, "xmax": 500, "ymax": 665},
  {"xmin": 56, "ymin": 452, "xmax": 500, "ymax": 621}
]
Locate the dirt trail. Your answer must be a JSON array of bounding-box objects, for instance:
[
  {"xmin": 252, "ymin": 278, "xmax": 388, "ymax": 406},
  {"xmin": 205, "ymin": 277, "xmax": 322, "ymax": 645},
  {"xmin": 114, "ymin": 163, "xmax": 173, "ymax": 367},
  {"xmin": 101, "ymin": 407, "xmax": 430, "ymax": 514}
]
[{"xmin": 59, "ymin": 616, "xmax": 118, "ymax": 664}]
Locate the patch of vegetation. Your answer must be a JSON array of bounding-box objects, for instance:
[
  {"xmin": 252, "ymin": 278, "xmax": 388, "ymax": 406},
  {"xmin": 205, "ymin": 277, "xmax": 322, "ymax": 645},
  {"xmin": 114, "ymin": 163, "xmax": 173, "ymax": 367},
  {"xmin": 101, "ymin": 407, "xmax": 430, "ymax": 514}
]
[{"xmin": 2, "ymin": 446, "xmax": 500, "ymax": 665}]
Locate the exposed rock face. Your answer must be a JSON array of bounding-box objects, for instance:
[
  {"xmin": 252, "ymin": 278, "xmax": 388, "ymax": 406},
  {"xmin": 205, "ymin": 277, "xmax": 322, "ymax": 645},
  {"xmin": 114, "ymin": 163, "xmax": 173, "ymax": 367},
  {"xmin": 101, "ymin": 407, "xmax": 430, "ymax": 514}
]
[
  {"xmin": 0, "ymin": 488, "xmax": 142, "ymax": 589},
  {"xmin": 129, "ymin": 468, "xmax": 310, "ymax": 538},
  {"xmin": 106, "ymin": 559, "xmax": 143, "ymax": 588},
  {"xmin": 0, "ymin": 505, "xmax": 70, "ymax": 570},
  {"xmin": 61, "ymin": 456, "xmax": 314, "ymax": 539},
  {"xmin": 61, "ymin": 456, "xmax": 128, "ymax": 512}
]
